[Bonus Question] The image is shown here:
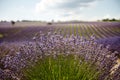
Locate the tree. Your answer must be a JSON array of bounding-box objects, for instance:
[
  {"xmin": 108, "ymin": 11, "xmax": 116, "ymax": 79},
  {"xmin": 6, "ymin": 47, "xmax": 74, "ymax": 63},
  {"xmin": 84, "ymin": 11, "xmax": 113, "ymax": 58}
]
[
  {"xmin": 11, "ymin": 21, "xmax": 15, "ymax": 25},
  {"xmin": 111, "ymin": 18, "xmax": 116, "ymax": 21}
]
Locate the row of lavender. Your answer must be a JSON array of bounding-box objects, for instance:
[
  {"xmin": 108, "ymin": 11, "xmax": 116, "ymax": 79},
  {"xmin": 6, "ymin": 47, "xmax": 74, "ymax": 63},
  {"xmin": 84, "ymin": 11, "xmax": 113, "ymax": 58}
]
[
  {"xmin": 0, "ymin": 30, "xmax": 120, "ymax": 80},
  {"xmin": 55, "ymin": 22, "xmax": 120, "ymax": 39}
]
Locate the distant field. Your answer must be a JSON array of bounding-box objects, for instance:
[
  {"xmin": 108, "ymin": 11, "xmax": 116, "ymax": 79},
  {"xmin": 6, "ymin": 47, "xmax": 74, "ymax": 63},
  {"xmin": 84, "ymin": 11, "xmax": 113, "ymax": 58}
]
[
  {"xmin": 0, "ymin": 22, "xmax": 120, "ymax": 41},
  {"xmin": 54, "ymin": 22, "xmax": 120, "ymax": 39}
]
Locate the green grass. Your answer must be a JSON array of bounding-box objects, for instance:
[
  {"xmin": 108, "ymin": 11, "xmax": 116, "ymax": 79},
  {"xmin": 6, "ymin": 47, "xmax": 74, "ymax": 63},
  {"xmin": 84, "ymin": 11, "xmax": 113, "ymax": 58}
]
[
  {"xmin": 0, "ymin": 34, "xmax": 3, "ymax": 38},
  {"xmin": 22, "ymin": 54, "xmax": 100, "ymax": 80}
]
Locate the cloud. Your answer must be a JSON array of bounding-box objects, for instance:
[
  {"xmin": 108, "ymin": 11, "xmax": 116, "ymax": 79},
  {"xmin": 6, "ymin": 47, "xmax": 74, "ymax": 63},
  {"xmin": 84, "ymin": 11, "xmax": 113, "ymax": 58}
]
[
  {"xmin": 34, "ymin": 0, "xmax": 99, "ymax": 21},
  {"xmin": 35, "ymin": 0, "xmax": 97, "ymax": 13},
  {"xmin": 103, "ymin": 14, "xmax": 111, "ymax": 19},
  {"xmin": 102, "ymin": 14, "xmax": 120, "ymax": 19}
]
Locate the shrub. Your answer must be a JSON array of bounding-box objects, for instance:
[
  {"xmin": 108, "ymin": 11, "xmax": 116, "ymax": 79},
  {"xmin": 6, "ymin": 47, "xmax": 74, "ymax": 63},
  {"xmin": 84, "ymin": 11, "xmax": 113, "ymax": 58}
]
[
  {"xmin": 47, "ymin": 22, "xmax": 52, "ymax": 25},
  {"xmin": 11, "ymin": 21, "xmax": 15, "ymax": 25},
  {"xmin": 0, "ymin": 31, "xmax": 119, "ymax": 80}
]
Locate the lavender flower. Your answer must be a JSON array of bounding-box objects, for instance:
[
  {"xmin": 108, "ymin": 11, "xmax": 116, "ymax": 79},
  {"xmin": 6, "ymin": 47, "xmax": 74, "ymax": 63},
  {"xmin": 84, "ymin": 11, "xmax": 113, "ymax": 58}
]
[{"xmin": 0, "ymin": 31, "xmax": 119, "ymax": 80}]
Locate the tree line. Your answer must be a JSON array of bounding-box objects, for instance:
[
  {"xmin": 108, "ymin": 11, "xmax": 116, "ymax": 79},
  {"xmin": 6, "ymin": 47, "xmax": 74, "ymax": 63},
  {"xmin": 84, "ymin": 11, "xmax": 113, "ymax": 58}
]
[{"xmin": 102, "ymin": 18, "xmax": 120, "ymax": 22}]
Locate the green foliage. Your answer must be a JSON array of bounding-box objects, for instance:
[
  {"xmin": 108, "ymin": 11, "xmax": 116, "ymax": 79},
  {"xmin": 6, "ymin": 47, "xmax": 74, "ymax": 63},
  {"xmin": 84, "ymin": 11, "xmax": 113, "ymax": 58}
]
[
  {"xmin": 102, "ymin": 18, "xmax": 120, "ymax": 22},
  {"xmin": 0, "ymin": 34, "xmax": 3, "ymax": 38},
  {"xmin": 11, "ymin": 20, "xmax": 15, "ymax": 25},
  {"xmin": 22, "ymin": 54, "xmax": 100, "ymax": 80}
]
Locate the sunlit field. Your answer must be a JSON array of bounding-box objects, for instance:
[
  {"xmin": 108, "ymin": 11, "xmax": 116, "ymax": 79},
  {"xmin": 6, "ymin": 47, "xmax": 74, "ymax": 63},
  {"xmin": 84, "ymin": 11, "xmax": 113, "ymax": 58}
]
[
  {"xmin": 1, "ymin": 0, "xmax": 120, "ymax": 79},
  {"xmin": 0, "ymin": 21, "xmax": 120, "ymax": 80}
]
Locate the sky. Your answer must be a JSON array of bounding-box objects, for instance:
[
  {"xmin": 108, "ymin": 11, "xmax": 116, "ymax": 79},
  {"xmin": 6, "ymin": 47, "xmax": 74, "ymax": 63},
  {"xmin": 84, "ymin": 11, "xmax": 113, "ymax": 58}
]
[{"xmin": 0, "ymin": 0, "xmax": 120, "ymax": 21}]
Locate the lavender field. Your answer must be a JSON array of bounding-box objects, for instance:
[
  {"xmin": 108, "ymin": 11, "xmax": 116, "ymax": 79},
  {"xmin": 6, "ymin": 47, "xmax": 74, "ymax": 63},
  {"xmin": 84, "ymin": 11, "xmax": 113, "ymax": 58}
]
[
  {"xmin": 1, "ymin": 0, "xmax": 120, "ymax": 79},
  {"xmin": 0, "ymin": 22, "xmax": 120, "ymax": 52},
  {"xmin": 0, "ymin": 21, "xmax": 120, "ymax": 80}
]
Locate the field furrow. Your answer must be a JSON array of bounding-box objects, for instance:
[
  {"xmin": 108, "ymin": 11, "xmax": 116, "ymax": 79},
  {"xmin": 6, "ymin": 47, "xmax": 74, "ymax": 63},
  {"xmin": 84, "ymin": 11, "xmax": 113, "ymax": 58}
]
[
  {"xmin": 77, "ymin": 24, "xmax": 83, "ymax": 37},
  {"xmin": 93, "ymin": 24, "xmax": 108, "ymax": 39},
  {"xmin": 90, "ymin": 24, "xmax": 103, "ymax": 39}
]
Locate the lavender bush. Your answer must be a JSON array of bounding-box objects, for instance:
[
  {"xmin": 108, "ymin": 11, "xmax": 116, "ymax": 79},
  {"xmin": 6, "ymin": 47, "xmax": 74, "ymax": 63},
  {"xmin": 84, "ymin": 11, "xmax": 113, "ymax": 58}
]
[{"xmin": 0, "ymin": 31, "xmax": 119, "ymax": 80}]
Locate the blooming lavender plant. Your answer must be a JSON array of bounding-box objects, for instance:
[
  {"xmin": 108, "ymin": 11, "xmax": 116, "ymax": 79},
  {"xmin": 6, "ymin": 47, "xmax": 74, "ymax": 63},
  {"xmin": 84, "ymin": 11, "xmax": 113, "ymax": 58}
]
[{"xmin": 0, "ymin": 31, "xmax": 119, "ymax": 80}]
